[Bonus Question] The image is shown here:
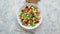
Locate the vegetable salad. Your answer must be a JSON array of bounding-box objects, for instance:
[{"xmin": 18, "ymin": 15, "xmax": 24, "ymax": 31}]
[{"xmin": 19, "ymin": 5, "xmax": 40, "ymax": 27}]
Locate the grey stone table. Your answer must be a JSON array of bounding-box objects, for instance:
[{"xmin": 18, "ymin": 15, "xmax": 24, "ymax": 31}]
[{"xmin": 0, "ymin": 0, "xmax": 59, "ymax": 34}]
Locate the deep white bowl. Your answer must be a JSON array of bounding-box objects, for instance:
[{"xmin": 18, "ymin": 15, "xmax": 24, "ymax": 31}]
[{"xmin": 17, "ymin": 3, "xmax": 42, "ymax": 30}]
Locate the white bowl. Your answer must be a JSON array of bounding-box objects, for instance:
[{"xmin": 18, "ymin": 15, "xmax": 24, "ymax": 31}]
[{"xmin": 17, "ymin": 3, "xmax": 42, "ymax": 30}]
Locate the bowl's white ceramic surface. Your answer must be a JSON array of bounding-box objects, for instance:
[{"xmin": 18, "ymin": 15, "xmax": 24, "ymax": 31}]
[{"xmin": 17, "ymin": 3, "xmax": 42, "ymax": 30}]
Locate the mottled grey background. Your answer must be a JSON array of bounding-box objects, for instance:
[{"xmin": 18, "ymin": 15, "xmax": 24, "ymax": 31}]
[{"xmin": 0, "ymin": 0, "xmax": 59, "ymax": 34}]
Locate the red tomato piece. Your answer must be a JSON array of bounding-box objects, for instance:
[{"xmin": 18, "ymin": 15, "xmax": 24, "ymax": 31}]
[
  {"xmin": 24, "ymin": 20, "xmax": 28, "ymax": 26},
  {"xmin": 35, "ymin": 20, "xmax": 39, "ymax": 24}
]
